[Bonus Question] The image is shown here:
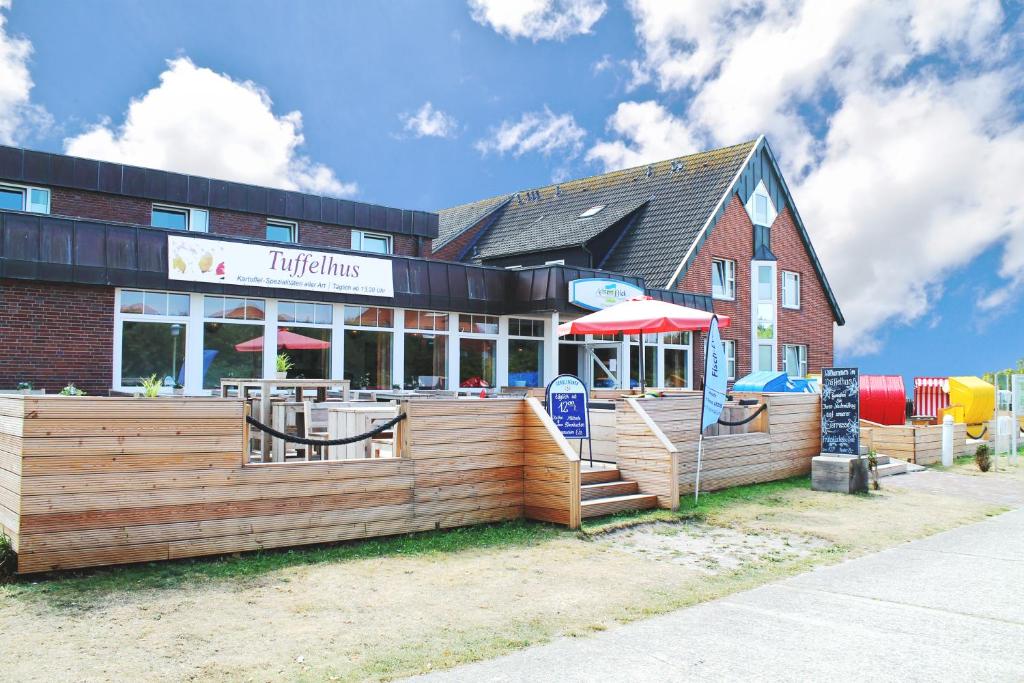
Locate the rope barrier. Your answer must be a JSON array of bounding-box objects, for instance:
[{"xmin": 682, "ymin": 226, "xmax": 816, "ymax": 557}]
[
  {"xmin": 246, "ymin": 412, "xmax": 406, "ymax": 446},
  {"xmin": 716, "ymin": 403, "xmax": 767, "ymax": 427}
]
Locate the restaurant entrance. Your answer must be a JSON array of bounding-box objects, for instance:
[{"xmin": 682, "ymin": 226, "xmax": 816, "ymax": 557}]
[{"xmin": 557, "ymin": 338, "xmax": 621, "ymax": 389}]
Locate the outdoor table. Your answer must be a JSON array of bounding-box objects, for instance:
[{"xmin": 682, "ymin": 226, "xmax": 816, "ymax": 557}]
[
  {"xmin": 220, "ymin": 378, "xmax": 351, "ymax": 461},
  {"xmin": 326, "ymin": 404, "xmax": 398, "ymax": 459}
]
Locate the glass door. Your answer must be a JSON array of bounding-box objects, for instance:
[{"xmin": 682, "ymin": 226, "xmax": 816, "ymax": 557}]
[{"xmin": 589, "ymin": 344, "xmax": 619, "ymax": 389}]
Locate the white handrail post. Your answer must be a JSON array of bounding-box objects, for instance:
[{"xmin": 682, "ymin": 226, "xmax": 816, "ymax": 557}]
[{"xmin": 941, "ymin": 415, "xmax": 953, "ymax": 467}]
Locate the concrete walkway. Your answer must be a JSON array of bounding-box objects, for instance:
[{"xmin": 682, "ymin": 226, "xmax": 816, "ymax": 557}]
[{"xmin": 414, "ymin": 477, "xmax": 1024, "ymax": 682}]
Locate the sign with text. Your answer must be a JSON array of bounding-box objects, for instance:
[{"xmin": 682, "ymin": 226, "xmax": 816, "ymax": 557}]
[
  {"xmin": 701, "ymin": 315, "xmax": 728, "ymax": 432},
  {"xmin": 167, "ymin": 235, "xmax": 394, "ymax": 297},
  {"xmin": 568, "ymin": 278, "xmax": 645, "ymax": 311},
  {"xmin": 821, "ymin": 367, "xmax": 860, "ymax": 455},
  {"xmin": 545, "ymin": 374, "xmax": 590, "ymax": 440}
]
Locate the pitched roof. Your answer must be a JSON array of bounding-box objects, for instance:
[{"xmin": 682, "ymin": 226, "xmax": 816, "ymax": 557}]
[{"xmin": 437, "ymin": 140, "xmax": 757, "ymax": 284}]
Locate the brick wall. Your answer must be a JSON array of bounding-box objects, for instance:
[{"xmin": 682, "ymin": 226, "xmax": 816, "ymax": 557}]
[
  {"xmin": 679, "ymin": 194, "xmax": 836, "ymax": 386},
  {"xmin": 0, "ymin": 279, "xmax": 114, "ymax": 394},
  {"xmin": 49, "ymin": 187, "xmax": 423, "ymax": 257}
]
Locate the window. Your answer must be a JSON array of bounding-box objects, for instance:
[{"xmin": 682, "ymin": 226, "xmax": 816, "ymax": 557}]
[
  {"xmin": 458, "ymin": 314, "xmax": 498, "ymax": 335},
  {"xmin": 202, "ymin": 296, "xmax": 266, "ymax": 389},
  {"xmin": 152, "ymin": 204, "xmax": 208, "ymax": 232},
  {"xmin": 783, "ymin": 344, "xmax": 808, "ymax": 378},
  {"xmin": 508, "ymin": 318, "xmax": 545, "ymax": 387},
  {"xmin": 352, "ymin": 230, "xmax": 392, "ymax": 254},
  {"xmin": 544, "ymin": 259, "xmax": 565, "ymax": 266},
  {"xmin": 711, "ymin": 258, "xmax": 735, "ymax": 300},
  {"xmin": 578, "ymin": 205, "xmax": 605, "ymax": 219},
  {"xmin": 343, "ymin": 305, "xmax": 393, "ymax": 389},
  {"xmin": 744, "ymin": 180, "xmax": 777, "ymax": 227},
  {"xmin": 663, "ymin": 331, "xmax": 692, "ymax": 388},
  {"xmin": 460, "ymin": 338, "xmax": 496, "ymax": 388},
  {"xmin": 277, "ymin": 301, "xmax": 332, "ymax": 379},
  {"xmin": 722, "ymin": 340, "xmax": 736, "ymax": 381},
  {"xmin": 204, "ymin": 297, "xmax": 265, "ymax": 321},
  {"xmin": 508, "ymin": 318, "xmax": 544, "ymax": 337},
  {"xmin": 0, "ymin": 184, "xmax": 49, "ymax": 213},
  {"xmin": 782, "ymin": 271, "xmax": 800, "ymax": 309},
  {"xmin": 404, "ymin": 311, "xmax": 449, "ymax": 390},
  {"xmin": 266, "ymin": 220, "xmax": 297, "ymax": 243},
  {"xmin": 117, "ymin": 290, "xmax": 190, "ymax": 390},
  {"xmin": 278, "ymin": 301, "xmax": 332, "ymax": 325},
  {"xmin": 629, "ymin": 345, "xmax": 656, "ymax": 389}
]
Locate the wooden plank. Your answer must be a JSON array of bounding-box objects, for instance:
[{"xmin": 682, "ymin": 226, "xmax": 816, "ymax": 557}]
[
  {"xmin": 20, "ymin": 434, "xmax": 244, "ymax": 457},
  {"xmin": 22, "ymin": 459, "xmax": 413, "ymax": 495},
  {"xmin": 21, "ymin": 474, "xmax": 416, "ymax": 515},
  {"xmin": 21, "ymin": 487, "xmax": 415, "ymax": 534},
  {"xmin": 19, "ymin": 452, "xmax": 243, "ymax": 476},
  {"xmin": 19, "ymin": 418, "xmax": 242, "ymax": 439},
  {"xmin": 20, "ymin": 503, "xmax": 416, "ymax": 553},
  {"xmin": 413, "ymin": 478, "xmax": 524, "ymax": 503}
]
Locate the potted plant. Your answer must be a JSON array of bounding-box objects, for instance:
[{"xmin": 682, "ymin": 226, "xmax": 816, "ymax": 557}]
[
  {"xmin": 16, "ymin": 381, "xmax": 33, "ymax": 394},
  {"xmin": 139, "ymin": 374, "xmax": 162, "ymax": 398},
  {"xmin": 276, "ymin": 353, "xmax": 293, "ymax": 380},
  {"xmin": 59, "ymin": 383, "xmax": 86, "ymax": 396}
]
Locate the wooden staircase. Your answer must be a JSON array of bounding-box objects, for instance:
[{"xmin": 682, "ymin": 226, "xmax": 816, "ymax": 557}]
[{"xmin": 580, "ymin": 465, "xmax": 658, "ymax": 519}]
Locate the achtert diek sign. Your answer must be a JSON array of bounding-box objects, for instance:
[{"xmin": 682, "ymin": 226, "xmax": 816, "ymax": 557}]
[
  {"xmin": 167, "ymin": 235, "xmax": 394, "ymax": 297},
  {"xmin": 568, "ymin": 278, "xmax": 645, "ymax": 311}
]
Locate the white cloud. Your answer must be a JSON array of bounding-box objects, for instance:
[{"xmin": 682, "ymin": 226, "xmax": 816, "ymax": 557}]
[
  {"xmin": 399, "ymin": 102, "xmax": 458, "ymax": 139},
  {"xmin": 476, "ymin": 107, "xmax": 586, "ymax": 158},
  {"xmin": 596, "ymin": 0, "xmax": 1023, "ymax": 354},
  {"xmin": 64, "ymin": 57, "xmax": 356, "ymax": 197},
  {"xmin": 0, "ymin": 0, "xmax": 50, "ymax": 144},
  {"xmin": 468, "ymin": 0, "xmax": 607, "ymax": 41},
  {"xmin": 587, "ymin": 100, "xmax": 701, "ymax": 169}
]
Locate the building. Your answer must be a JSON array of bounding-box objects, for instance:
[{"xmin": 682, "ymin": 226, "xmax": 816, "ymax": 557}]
[
  {"xmin": 438, "ymin": 137, "xmax": 844, "ymax": 387},
  {"xmin": 0, "ymin": 136, "xmax": 841, "ymax": 395}
]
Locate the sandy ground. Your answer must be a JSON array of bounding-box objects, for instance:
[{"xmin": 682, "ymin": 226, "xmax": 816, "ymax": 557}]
[{"xmin": 0, "ymin": 474, "xmax": 1008, "ymax": 682}]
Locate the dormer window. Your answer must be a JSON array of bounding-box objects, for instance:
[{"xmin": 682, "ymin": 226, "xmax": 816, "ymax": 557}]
[
  {"xmin": 744, "ymin": 180, "xmax": 777, "ymax": 227},
  {"xmin": 578, "ymin": 205, "xmax": 605, "ymax": 219}
]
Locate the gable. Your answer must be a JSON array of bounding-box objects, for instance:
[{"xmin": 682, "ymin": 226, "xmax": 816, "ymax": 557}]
[{"xmin": 670, "ymin": 137, "xmax": 845, "ymax": 326}]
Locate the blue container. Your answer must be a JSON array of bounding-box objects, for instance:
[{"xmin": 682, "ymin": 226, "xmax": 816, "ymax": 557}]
[{"xmin": 732, "ymin": 371, "xmax": 792, "ymax": 393}]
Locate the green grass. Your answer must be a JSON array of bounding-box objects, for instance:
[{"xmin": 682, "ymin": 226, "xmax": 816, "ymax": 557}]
[
  {"xmin": 580, "ymin": 476, "xmax": 811, "ymax": 534},
  {"xmin": 2, "ymin": 519, "xmax": 562, "ymax": 606}
]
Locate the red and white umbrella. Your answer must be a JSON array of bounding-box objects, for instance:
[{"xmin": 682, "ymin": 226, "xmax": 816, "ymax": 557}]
[
  {"xmin": 558, "ymin": 297, "xmax": 730, "ymax": 392},
  {"xmin": 234, "ymin": 328, "xmax": 331, "ymax": 352}
]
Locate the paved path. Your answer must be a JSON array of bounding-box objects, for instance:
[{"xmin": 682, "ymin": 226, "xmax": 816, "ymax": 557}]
[{"xmin": 414, "ymin": 474, "xmax": 1024, "ymax": 682}]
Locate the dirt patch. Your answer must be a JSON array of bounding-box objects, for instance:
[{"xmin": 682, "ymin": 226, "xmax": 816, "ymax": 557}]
[
  {"xmin": 600, "ymin": 522, "xmax": 827, "ymax": 573},
  {"xmin": 0, "ymin": 477, "xmax": 1008, "ymax": 682}
]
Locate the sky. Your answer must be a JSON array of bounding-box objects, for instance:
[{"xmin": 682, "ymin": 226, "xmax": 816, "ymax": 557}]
[{"xmin": 1, "ymin": 0, "xmax": 1022, "ymax": 383}]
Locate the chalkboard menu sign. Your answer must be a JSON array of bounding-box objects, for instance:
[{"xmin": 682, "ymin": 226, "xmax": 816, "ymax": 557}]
[
  {"xmin": 821, "ymin": 367, "xmax": 860, "ymax": 455},
  {"xmin": 545, "ymin": 374, "xmax": 590, "ymax": 440}
]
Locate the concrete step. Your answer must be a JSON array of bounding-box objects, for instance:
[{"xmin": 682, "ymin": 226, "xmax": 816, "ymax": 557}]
[
  {"xmin": 873, "ymin": 460, "xmax": 908, "ymax": 478},
  {"xmin": 581, "ymin": 480, "xmax": 638, "ymax": 500},
  {"xmin": 873, "ymin": 454, "xmax": 892, "ymax": 466},
  {"xmin": 581, "ymin": 493, "xmax": 658, "ymax": 519},
  {"xmin": 581, "ymin": 467, "xmax": 621, "ymax": 485}
]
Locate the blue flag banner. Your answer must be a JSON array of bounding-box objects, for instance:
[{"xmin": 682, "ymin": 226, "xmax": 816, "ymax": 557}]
[
  {"xmin": 545, "ymin": 374, "xmax": 590, "ymax": 440},
  {"xmin": 701, "ymin": 315, "xmax": 728, "ymax": 433}
]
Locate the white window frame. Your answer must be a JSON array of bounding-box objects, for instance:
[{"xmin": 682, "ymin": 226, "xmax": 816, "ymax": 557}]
[
  {"xmin": 711, "ymin": 258, "xmax": 736, "ymax": 300},
  {"xmin": 722, "ymin": 339, "xmax": 736, "ymax": 381},
  {"xmin": 751, "ymin": 260, "xmax": 777, "ymax": 373},
  {"xmin": 201, "ymin": 295, "xmax": 268, "ymax": 391},
  {"xmin": 266, "ymin": 219, "xmax": 298, "ymax": 243},
  {"xmin": 151, "ymin": 203, "xmax": 209, "ymax": 232},
  {"xmin": 401, "ymin": 309, "xmax": 451, "ymax": 391},
  {"xmin": 658, "ymin": 331, "xmax": 693, "ymax": 389},
  {"xmin": 453, "ymin": 313, "xmax": 500, "ymax": 393},
  {"xmin": 352, "ymin": 230, "xmax": 393, "ymax": 254},
  {"xmin": 782, "ymin": 271, "xmax": 801, "ymax": 310},
  {"xmin": 113, "ymin": 288, "xmax": 196, "ymax": 394},
  {"xmin": 783, "ymin": 344, "xmax": 808, "ymax": 378},
  {"xmin": 0, "ymin": 182, "xmax": 50, "ymax": 214},
  {"xmin": 505, "ymin": 316, "xmax": 547, "ymax": 389},
  {"xmin": 744, "ymin": 179, "xmax": 778, "ymax": 227},
  {"xmin": 342, "ymin": 305, "xmax": 396, "ymax": 392}
]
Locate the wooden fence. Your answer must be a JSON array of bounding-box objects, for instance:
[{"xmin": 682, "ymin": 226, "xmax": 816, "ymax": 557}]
[
  {"xmin": 0, "ymin": 395, "xmax": 578, "ymax": 574},
  {"xmin": 860, "ymin": 420, "xmax": 969, "ymax": 465},
  {"xmin": 619, "ymin": 393, "xmax": 821, "ymax": 497}
]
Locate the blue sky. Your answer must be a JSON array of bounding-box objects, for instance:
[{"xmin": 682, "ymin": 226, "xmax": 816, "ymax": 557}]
[{"xmin": 2, "ymin": 0, "xmax": 1022, "ymax": 384}]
